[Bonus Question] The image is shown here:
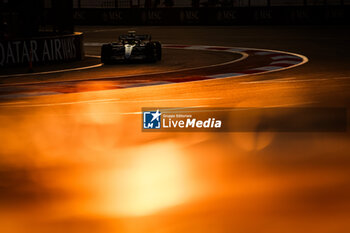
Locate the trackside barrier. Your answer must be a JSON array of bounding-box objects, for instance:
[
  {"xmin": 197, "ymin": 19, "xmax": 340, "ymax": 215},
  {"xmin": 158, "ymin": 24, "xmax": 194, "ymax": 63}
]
[{"xmin": 0, "ymin": 33, "xmax": 85, "ymax": 68}]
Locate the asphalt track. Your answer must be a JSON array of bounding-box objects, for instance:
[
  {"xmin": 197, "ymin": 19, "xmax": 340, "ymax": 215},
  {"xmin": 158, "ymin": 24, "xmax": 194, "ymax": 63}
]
[
  {"xmin": 0, "ymin": 26, "xmax": 350, "ymax": 233},
  {"xmin": 0, "ymin": 44, "xmax": 307, "ymax": 99}
]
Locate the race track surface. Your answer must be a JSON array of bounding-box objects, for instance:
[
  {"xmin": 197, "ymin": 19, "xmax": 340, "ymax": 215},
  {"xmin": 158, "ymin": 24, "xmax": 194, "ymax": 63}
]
[
  {"xmin": 0, "ymin": 44, "xmax": 307, "ymax": 99},
  {"xmin": 0, "ymin": 26, "xmax": 350, "ymax": 233}
]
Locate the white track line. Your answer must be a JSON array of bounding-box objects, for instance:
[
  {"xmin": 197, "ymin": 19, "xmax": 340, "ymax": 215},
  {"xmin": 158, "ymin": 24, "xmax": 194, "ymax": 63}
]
[
  {"xmin": 201, "ymin": 46, "xmax": 309, "ymax": 80},
  {"xmin": 164, "ymin": 45, "xmax": 308, "ymax": 83},
  {"xmin": 0, "ymin": 45, "xmax": 308, "ymax": 94},
  {"xmin": 0, "ymin": 46, "xmax": 248, "ymax": 86},
  {"xmin": 0, "ymin": 55, "xmax": 102, "ymax": 78}
]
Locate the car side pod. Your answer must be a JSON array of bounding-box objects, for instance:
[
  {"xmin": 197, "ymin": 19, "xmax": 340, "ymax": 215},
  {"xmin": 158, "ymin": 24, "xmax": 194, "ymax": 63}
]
[{"xmin": 101, "ymin": 44, "xmax": 113, "ymax": 64}]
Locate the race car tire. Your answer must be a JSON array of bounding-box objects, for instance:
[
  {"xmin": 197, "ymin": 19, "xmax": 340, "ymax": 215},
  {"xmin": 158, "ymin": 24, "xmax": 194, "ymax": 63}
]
[
  {"xmin": 145, "ymin": 43, "xmax": 157, "ymax": 63},
  {"xmin": 101, "ymin": 44, "xmax": 112, "ymax": 64},
  {"xmin": 154, "ymin": 41, "xmax": 162, "ymax": 61}
]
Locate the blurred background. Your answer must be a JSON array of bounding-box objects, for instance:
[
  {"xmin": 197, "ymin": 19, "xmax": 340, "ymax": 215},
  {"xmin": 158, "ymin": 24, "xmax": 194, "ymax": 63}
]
[{"xmin": 1, "ymin": 1, "xmax": 350, "ymax": 233}]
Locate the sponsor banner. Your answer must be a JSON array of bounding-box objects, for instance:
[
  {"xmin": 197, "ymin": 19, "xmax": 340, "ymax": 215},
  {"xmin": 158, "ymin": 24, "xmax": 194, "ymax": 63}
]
[
  {"xmin": 142, "ymin": 107, "xmax": 347, "ymax": 132},
  {"xmin": 0, "ymin": 33, "xmax": 84, "ymax": 67},
  {"xmin": 73, "ymin": 6, "xmax": 350, "ymax": 25}
]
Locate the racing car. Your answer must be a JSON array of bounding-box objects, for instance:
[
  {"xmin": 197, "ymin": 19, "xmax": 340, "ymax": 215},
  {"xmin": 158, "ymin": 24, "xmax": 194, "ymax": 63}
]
[{"xmin": 101, "ymin": 31, "xmax": 162, "ymax": 64}]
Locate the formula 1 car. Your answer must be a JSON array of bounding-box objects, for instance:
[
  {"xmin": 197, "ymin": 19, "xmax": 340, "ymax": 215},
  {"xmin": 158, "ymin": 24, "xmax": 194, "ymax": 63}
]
[{"xmin": 101, "ymin": 31, "xmax": 162, "ymax": 64}]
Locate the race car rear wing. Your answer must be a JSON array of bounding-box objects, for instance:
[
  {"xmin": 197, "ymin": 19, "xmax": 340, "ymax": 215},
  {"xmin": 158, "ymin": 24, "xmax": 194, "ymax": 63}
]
[{"xmin": 119, "ymin": 34, "xmax": 151, "ymax": 41}]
